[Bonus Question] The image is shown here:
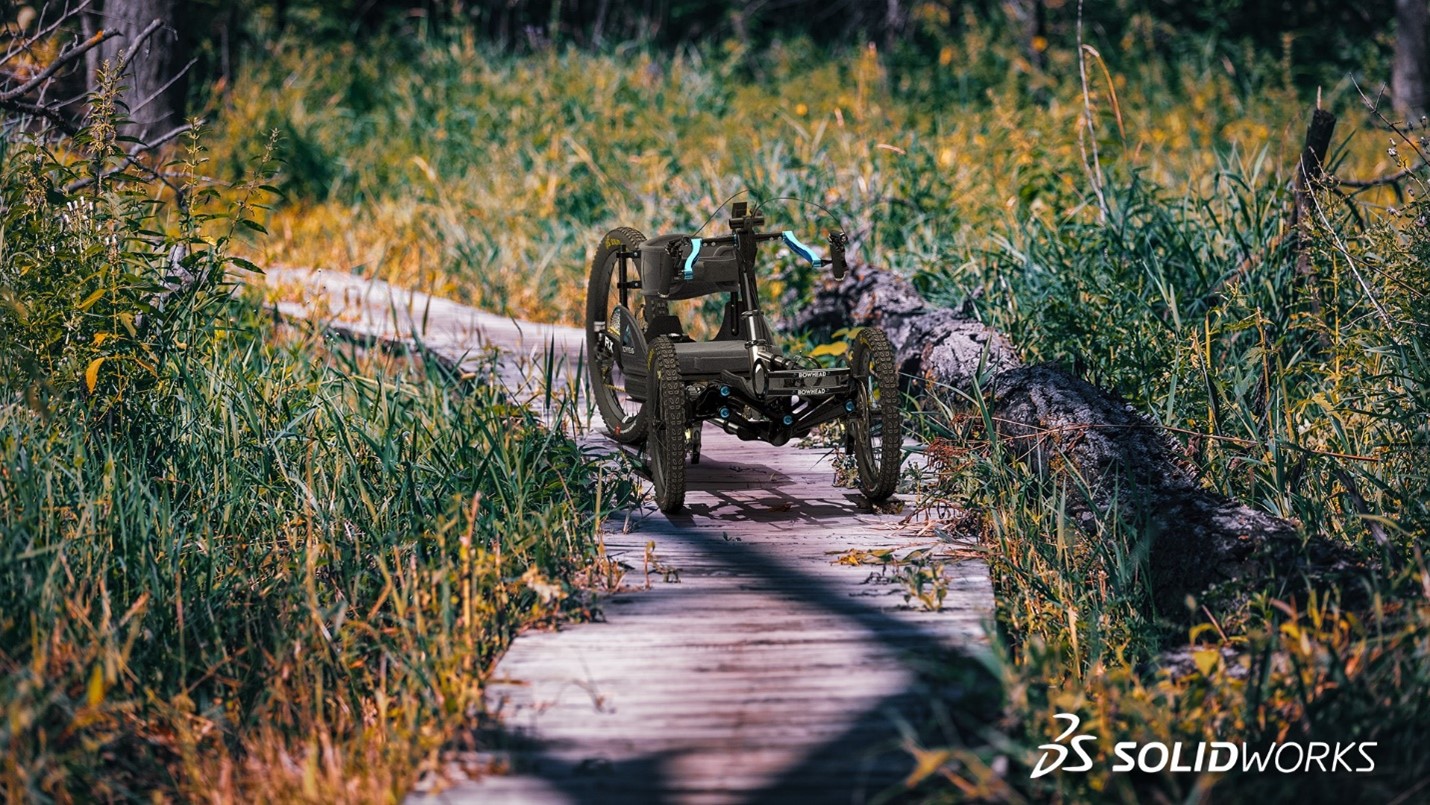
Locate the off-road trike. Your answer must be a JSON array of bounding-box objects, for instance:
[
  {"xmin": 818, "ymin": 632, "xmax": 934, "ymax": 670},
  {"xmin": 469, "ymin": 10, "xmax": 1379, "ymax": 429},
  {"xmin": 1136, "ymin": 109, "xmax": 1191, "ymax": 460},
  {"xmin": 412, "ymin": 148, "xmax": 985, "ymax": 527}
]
[{"xmin": 585, "ymin": 201, "xmax": 902, "ymax": 513}]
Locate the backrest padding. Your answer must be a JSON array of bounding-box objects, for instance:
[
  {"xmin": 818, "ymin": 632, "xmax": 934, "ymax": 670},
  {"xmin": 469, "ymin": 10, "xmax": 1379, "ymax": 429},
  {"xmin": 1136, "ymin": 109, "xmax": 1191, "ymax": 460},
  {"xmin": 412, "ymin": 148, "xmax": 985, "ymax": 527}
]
[{"xmin": 639, "ymin": 235, "xmax": 741, "ymax": 300}]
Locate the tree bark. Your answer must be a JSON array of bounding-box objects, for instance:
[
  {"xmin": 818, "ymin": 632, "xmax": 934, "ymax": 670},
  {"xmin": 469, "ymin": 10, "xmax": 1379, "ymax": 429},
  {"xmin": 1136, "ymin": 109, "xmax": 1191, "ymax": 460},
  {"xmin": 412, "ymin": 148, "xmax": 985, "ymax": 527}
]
[
  {"xmin": 1394, "ymin": 0, "xmax": 1429, "ymax": 121},
  {"xmin": 792, "ymin": 266, "xmax": 1352, "ymax": 617},
  {"xmin": 84, "ymin": 0, "xmax": 184, "ymax": 140}
]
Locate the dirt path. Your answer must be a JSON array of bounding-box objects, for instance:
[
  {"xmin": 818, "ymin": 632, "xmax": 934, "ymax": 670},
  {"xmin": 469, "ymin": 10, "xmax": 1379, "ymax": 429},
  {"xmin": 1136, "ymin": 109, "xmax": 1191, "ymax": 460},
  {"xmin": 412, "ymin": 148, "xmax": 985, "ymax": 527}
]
[{"xmin": 263, "ymin": 268, "xmax": 995, "ymax": 804}]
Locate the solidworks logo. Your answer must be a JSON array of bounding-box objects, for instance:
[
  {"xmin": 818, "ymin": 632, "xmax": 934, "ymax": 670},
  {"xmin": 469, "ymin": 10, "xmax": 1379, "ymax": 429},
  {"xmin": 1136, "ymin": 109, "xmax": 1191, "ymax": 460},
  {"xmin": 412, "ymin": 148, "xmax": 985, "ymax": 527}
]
[
  {"xmin": 1030, "ymin": 714, "xmax": 1379, "ymax": 778},
  {"xmin": 1030, "ymin": 714, "xmax": 1097, "ymax": 778}
]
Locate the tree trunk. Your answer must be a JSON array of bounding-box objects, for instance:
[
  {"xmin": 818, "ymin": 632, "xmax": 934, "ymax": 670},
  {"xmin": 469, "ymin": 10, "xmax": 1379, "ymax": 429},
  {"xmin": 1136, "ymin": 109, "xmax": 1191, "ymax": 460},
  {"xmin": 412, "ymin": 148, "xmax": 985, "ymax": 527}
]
[
  {"xmin": 882, "ymin": 0, "xmax": 905, "ymax": 52},
  {"xmin": 1004, "ymin": 0, "xmax": 1046, "ymax": 72},
  {"xmin": 792, "ymin": 266, "xmax": 1353, "ymax": 617},
  {"xmin": 1394, "ymin": 0, "xmax": 1429, "ymax": 121},
  {"xmin": 84, "ymin": 0, "xmax": 184, "ymax": 141},
  {"xmin": 1292, "ymin": 109, "xmax": 1336, "ymax": 342}
]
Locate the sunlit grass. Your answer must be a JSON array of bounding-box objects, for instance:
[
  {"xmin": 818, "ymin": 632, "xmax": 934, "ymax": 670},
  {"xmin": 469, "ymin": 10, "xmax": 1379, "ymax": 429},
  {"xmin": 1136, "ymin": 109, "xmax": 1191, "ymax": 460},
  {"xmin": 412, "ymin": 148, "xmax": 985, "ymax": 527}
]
[
  {"xmin": 0, "ymin": 305, "xmax": 631, "ymax": 800},
  {"xmin": 0, "ymin": 104, "xmax": 634, "ymax": 798},
  {"xmin": 901, "ymin": 161, "xmax": 1429, "ymax": 798},
  {"xmin": 212, "ymin": 30, "xmax": 1402, "ymax": 328}
]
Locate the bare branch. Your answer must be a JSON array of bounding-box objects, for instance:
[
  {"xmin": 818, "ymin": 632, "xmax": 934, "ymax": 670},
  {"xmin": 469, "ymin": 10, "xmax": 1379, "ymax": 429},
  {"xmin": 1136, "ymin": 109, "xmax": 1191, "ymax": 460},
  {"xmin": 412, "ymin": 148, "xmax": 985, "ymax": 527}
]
[
  {"xmin": 1336, "ymin": 161, "xmax": 1427, "ymax": 188},
  {"xmin": 0, "ymin": 95, "xmax": 80, "ymax": 135},
  {"xmin": 0, "ymin": 1, "xmax": 94, "ymax": 70},
  {"xmin": 114, "ymin": 19, "xmax": 166, "ymax": 78},
  {"xmin": 47, "ymin": 84, "xmax": 92, "ymax": 111},
  {"xmin": 1354, "ymin": 75, "xmax": 1430, "ymax": 166},
  {"xmin": 69, "ymin": 121, "xmax": 203, "ymax": 195},
  {"xmin": 2, "ymin": 12, "xmax": 188, "ymax": 149},
  {"xmin": 138, "ymin": 120, "xmax": 195, "ymax": 151},
  {"xmin": 129, "ymin": 57, "xmax": 195, "ymax": 116},
  {"xmin": 64, "ymin": 166, "xmax": 211, "ymax": 194},
  {"xmin": 0, "ymin": 28, "xmax": 115, "ymax": 103}
]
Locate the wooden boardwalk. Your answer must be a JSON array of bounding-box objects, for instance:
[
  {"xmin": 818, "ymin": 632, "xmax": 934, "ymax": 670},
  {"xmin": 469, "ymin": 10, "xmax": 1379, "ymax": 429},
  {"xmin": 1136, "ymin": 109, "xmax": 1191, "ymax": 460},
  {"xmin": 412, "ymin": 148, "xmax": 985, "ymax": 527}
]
[{"xmin": 262, "ymin": 268, "xmax": 995, "ymax": 804}]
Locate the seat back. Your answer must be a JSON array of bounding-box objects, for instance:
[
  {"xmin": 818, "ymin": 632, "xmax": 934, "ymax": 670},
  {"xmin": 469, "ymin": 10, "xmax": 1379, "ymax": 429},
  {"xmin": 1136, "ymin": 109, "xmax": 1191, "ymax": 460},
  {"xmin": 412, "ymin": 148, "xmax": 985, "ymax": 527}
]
[{"xmin": 640, "ymin": 235, "xmax": 740, "ymax": 300}]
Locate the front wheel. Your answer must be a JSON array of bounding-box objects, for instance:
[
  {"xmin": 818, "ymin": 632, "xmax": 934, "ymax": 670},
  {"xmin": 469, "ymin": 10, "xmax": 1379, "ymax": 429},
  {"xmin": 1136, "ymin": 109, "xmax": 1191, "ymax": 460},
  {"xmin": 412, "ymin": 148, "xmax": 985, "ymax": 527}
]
[
  {"xmin": 585, "ymin": 227, "xmax": 666, "ymax": 444},
  {"xmin": 846, "ymin": 327, "xmax": 901, "ymax": 501},
  {"xmin": 646, "ymin": 337, "xmax": 688, "ymax": 513}
]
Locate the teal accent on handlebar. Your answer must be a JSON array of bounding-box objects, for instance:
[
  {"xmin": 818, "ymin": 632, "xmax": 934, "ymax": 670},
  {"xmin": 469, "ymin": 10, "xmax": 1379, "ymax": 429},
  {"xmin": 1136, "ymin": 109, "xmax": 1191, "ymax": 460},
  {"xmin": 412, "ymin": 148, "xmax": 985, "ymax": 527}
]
[
  {"xmin": 683, "ymin": 237, "xmax": 702, "ymax": 279},
  {"xmin": 781, "ymin": 230, "xmax": 820, "ymax": 265}
]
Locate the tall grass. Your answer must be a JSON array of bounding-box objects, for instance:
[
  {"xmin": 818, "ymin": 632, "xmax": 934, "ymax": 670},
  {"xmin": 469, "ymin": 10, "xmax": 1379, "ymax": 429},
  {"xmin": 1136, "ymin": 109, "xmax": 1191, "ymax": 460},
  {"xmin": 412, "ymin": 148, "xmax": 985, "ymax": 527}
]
[
  {"xmin": 906, "ymin": 155, "xmax": 1430, "ymax": 799},
  {"xmin": 0, "ymin": 90, "xmax": 627, "ymax": 799},
  {"xmin": 210, "ymin": 23, "xmax": 1396, "ymax": 326}
]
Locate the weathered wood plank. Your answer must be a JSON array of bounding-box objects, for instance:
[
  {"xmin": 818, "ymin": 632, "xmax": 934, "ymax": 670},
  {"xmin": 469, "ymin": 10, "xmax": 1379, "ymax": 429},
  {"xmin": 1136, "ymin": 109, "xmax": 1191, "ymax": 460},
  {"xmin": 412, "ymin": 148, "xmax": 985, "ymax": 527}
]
[{"xmin": 422, "ymin": 426, "xmax": 994, "ymax": 803}]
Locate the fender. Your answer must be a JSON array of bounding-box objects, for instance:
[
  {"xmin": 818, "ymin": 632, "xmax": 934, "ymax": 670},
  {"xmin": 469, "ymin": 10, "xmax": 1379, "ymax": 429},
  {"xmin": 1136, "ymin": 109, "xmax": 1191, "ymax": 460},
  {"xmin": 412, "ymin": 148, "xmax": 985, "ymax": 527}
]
[{"xmin": 611, "ymin": 304, "xmax": 650, "ymax": 400}]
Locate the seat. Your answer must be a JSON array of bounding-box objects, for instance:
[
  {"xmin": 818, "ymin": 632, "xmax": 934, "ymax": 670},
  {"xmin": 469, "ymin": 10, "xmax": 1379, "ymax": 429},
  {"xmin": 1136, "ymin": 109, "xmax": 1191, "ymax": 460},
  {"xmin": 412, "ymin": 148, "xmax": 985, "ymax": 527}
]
[{"xmin": 674, "ymin": 341, "xmax": 747, "ymax": 376}]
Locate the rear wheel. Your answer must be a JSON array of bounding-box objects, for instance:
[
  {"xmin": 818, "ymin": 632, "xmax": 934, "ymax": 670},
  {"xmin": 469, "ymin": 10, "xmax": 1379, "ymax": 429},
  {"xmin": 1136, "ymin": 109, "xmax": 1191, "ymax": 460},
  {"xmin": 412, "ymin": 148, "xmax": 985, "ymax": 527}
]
[
  {"xmin": 846, "ymin": 327, "xmax": 901, "ymax": 501},
  {"xmin": 647, "ymin": 336, "xmax": 687, "ymax": 513},
  {"xmin": 585, "ymin": 227, "xmax": 667, "ymax": 444}
]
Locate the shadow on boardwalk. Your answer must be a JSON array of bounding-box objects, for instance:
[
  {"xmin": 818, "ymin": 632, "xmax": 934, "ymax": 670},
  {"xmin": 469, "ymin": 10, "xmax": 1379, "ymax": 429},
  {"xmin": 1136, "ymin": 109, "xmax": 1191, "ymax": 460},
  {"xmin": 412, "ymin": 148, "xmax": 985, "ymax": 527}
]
[{"xmin": 435, "ymin": 452, "xmax": 1003, "ymax": 804}]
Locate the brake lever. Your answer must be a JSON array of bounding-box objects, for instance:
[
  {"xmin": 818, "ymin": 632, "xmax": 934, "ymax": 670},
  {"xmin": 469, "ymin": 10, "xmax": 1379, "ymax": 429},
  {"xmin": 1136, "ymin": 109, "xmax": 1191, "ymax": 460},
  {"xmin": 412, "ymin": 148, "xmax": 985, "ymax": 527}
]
[{"xmin": 671, "ymin": 236, "xmax": 701, "ymax": 282}]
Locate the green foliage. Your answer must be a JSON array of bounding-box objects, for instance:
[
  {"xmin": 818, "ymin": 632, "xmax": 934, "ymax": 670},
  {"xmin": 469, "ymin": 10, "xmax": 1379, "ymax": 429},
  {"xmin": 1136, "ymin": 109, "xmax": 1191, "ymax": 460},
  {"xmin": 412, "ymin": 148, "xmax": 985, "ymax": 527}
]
[
  {"xmin": 6, "ymin": 6, "xmax": 1420, "ymax": 798},
  {"xmin": 2, "ymin": 125, "xmax": 198, "ymax": 417},
  {"xmin": 955, "ymin": 158, "xmax": 1424, "ymax": 552},
  {"xmin": 907, "ymin": 153, "xmax": 1430, "ymax": 798},
  {"xmin": 216, "ymin": 0, "xmax": 1397, "ymax": 82},
  {"xmin": 0, "ymin": 87, "xmax": 626, "ymax": 799},
  {"xmin": 0, "ymin": 311, "xmax": 620, "ymax": 799},
  {"xmin": 212, "ymin": 24, "xmax": 1339, "ymax": 328}
]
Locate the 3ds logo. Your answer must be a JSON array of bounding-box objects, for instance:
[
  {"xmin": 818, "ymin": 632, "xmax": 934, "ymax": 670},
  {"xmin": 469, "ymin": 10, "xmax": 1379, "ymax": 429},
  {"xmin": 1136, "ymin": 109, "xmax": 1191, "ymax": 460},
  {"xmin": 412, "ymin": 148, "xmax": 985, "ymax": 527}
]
[
  {"xmin": 1030, "ymin": 714, "xmax": 1097, "ymax": 778},
  {"xmin": 1028, "ymin": 713, "xmax": 1379, "ymax": 778}
]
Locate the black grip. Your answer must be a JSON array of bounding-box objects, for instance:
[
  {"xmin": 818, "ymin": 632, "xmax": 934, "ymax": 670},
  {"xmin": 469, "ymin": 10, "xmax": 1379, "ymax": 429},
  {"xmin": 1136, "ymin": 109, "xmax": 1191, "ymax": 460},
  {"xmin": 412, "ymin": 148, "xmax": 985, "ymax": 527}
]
[{"xmin": 827, "ymin": 230, "xmax": 849, "ymax": 281}]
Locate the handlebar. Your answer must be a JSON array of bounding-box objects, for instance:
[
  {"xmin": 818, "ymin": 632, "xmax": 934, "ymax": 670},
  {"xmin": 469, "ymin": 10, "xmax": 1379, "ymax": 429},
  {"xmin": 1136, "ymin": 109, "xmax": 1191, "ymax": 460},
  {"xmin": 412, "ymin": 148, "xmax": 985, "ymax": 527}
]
[
  {"xmin": 678, "ymin": 222, "xmax": 849, "ymax": 280},
  {"xmin": 780, "ymin": 231, "xmax": 821, "ymax": 265}
]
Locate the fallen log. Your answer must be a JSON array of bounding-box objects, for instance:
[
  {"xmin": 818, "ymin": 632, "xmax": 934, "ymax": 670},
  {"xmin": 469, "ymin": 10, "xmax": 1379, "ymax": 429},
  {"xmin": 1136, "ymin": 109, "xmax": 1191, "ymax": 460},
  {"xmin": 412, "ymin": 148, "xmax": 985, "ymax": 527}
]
[{"xmin": 792, "ymin": 265, "xmax": 1349, "ymax": 617}]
